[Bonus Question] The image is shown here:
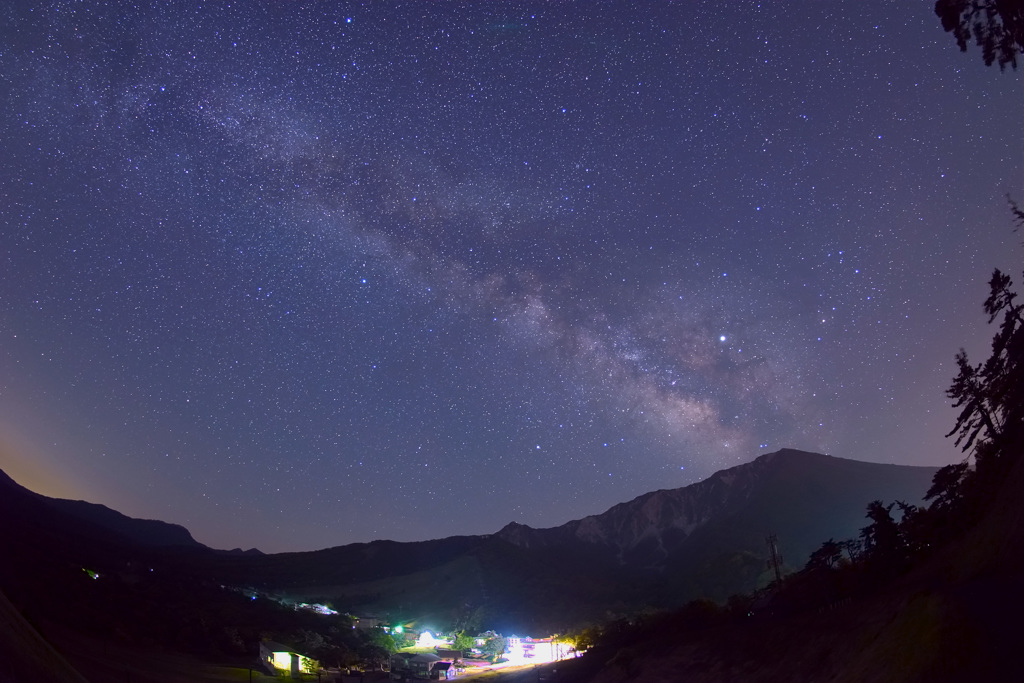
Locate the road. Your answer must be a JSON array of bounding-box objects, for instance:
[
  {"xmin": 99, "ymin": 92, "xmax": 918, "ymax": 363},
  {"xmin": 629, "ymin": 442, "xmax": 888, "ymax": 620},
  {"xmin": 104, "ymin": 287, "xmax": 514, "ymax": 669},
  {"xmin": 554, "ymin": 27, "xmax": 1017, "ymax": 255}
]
[{"xmin": 457, "ymin": 662, "xmax": 560, "ymax": 682}]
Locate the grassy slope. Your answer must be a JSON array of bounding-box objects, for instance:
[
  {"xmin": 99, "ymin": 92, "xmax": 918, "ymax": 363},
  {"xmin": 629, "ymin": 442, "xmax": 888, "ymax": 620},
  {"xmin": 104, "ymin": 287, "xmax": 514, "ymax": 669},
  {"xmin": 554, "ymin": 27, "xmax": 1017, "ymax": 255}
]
[
  {"xmin": 288, "ymin": 538, "xmax": 632, "ymax": 633},
  {"xmin": 0, "ymin": 588, "xmax": 89, "ymax": 683},
  {"xmin": 283, "ymin": 552, "xmax": 487, "ymax": 622}
]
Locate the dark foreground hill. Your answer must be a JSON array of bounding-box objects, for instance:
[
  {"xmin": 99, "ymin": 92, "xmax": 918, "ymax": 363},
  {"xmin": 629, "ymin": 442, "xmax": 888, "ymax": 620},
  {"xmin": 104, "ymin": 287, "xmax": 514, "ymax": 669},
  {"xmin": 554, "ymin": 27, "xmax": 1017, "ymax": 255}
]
[{"xmin": 0, "ymin": 587, "xmax": 89, "ymax": 683}]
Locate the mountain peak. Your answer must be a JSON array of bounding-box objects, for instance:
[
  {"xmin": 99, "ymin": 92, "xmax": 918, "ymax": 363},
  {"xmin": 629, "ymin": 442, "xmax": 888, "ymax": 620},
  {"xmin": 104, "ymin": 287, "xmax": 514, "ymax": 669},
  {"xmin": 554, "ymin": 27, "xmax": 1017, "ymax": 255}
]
[
  {"xmin": 494, "ymin": 449, "xmax": 938, "ymax": 573},
  {"xmin": 495, "ymin": 521, "xmax": 540, "ymax": 546}
]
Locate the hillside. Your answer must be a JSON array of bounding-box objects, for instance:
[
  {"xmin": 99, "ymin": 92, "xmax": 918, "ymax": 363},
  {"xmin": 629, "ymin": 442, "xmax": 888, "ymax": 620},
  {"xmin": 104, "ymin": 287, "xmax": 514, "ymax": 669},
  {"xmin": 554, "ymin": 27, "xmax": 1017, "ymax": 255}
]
[
  {"xmin": 0, "ymin": 587, "xmax": 89, "ymax": 683},
  {"xmin": 163, "ymin": 449, "xmax": 936, "ymax": 630},
  {"xmin": 0, "ymin": 449, "xmax": 939, "ymax": 637},
  {"xmin": 551, "ymin": 454, "xmax": 1024, "ymax": 682},
  {"xmin": 495, "ymin": 449, "xmax": 937, "ymax": 599},
  {"xmin": 0, "ymin": 467, "xmax": 205, "ymax": 553}
]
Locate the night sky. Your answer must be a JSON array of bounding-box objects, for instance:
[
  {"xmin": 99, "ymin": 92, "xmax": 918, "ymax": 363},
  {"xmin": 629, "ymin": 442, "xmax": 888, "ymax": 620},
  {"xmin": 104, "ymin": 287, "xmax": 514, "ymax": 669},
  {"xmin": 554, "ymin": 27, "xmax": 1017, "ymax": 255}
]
[{"xmin": 1, "ymin": 2, "xmax": 1021, "ymax": 553}]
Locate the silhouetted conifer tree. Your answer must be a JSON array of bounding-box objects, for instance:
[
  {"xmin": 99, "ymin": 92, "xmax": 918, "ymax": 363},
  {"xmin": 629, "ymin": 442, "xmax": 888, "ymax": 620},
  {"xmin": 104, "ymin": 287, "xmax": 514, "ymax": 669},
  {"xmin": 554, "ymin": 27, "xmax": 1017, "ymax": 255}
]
[
  {"xmin": 936, "ymin": 0, "xmax": 1024, "ymax": 70},
  {"xmin": 860, "ymin": 501, "xmax": 906, "ymax": 572},
  {"xmin": 947, "ymin": 266, "xmax": 1024, "ymax": 469}
]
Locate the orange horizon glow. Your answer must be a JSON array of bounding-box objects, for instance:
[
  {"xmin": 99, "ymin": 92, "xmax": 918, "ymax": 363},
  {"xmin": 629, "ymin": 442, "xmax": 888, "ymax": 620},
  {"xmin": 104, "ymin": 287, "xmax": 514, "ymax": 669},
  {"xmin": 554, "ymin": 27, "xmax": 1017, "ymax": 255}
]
[{"xmin": 0, "ymin": 424, "xmax": 91, "ymax": 501}]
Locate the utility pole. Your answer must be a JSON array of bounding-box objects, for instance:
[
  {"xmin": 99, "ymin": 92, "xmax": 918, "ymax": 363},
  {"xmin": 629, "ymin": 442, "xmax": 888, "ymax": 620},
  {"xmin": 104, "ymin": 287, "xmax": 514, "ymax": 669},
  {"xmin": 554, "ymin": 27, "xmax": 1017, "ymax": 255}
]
[{"xmin": 765, "ymin": 533, "xmax": 784, "ymax": 584}]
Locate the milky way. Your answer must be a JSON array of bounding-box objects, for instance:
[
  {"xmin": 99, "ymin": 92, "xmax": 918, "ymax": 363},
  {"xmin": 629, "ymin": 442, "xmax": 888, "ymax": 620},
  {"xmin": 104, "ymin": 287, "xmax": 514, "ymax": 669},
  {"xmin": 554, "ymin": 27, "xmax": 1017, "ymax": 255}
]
[{"xmin": 1, "ymin": 2, "xmax": 1021, "ymax": 551}]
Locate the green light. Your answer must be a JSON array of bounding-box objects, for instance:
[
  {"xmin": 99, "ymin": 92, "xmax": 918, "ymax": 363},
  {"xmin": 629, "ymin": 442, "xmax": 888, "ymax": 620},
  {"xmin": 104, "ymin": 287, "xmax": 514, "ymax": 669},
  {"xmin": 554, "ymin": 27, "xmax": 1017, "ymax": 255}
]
[{"xmin": 394, "ymin": 626, "xmax": 404, "ymax": 634}]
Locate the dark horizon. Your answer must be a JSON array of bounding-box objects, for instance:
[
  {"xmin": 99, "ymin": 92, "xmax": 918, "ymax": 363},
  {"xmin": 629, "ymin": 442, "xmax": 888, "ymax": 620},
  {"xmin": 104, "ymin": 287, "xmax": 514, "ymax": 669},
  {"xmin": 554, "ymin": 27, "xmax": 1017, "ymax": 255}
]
[{"xmin": 0, "ymin": 446, "xmax": 941, "ymax": 555}]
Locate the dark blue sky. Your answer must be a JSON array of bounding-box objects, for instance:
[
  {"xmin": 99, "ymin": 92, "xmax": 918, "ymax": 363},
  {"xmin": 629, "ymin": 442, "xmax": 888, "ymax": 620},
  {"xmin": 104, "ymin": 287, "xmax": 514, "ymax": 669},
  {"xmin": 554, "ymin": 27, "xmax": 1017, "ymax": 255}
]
[{"xmin": 1, "ymin": 2, "xmax": 1021, "ymax": 552}]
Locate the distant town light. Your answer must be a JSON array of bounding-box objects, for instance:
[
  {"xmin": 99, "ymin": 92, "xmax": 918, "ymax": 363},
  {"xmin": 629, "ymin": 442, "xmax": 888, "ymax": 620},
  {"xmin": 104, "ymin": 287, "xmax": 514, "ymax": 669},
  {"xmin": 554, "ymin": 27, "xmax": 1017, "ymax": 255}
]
[{"xmin": 417, "ymin": 630, "xmax": 446, "ymax": 648}]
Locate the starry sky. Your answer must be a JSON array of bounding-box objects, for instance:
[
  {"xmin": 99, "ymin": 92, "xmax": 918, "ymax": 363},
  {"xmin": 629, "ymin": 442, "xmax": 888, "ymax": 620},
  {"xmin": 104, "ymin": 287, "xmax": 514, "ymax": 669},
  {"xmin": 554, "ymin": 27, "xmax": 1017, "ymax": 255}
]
[{"xmin": 1, "ymin": 2, "xmax": 1021, "ymax": 553}]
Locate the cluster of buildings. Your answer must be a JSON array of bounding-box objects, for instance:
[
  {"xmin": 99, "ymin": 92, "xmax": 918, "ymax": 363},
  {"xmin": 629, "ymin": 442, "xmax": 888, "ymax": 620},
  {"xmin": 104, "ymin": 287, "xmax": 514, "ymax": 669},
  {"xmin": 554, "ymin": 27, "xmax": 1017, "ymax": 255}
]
[
  {"xmin": 259, "ymin": 627, "xmax": 573, "ymax": 680},
  {"xmin": 388, "ymin": 631, "xmax": 572, "ymax": 680}
]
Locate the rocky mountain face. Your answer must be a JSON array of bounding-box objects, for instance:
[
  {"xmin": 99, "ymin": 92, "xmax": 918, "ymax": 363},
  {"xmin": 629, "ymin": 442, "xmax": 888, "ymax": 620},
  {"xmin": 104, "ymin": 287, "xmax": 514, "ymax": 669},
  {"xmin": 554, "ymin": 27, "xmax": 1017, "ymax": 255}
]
[
  {"xmin": 494, "ymin": 459, "xmax": 757, "ymax": 553},
  {"xmin": 495, "ymin": 449, "xmax": 938, "ymax": 571}
]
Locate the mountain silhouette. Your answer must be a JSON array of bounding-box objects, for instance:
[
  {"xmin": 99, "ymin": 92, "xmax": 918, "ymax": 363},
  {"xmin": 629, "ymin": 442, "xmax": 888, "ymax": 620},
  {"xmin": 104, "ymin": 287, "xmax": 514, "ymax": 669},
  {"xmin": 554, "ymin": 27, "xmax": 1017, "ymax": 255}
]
[{"xmin": 0, "ymin": 449, "xmax": 937, "ymax": 633}]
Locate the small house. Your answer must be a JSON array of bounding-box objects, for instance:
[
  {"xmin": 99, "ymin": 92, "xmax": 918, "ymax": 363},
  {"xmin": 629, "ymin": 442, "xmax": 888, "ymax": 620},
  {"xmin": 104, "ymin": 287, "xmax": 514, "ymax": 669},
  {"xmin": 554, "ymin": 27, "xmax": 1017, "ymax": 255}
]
[
  {"xmin": 260, "ymin": 640, "xmax": 318, "ymax": 677},
  {"xmin": 431, "ymin": 661, "xmax": 456, "ymax": 680}
]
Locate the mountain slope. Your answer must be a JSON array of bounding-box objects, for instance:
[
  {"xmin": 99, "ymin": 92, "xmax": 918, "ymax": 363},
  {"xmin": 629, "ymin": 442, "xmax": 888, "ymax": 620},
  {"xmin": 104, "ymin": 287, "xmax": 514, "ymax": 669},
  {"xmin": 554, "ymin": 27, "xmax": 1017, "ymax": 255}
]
[
  {"xmin": 44, "ymin": 497, "xmax": 202, "ymax": 548},
  {"xmin": 497, "ymin": 449, "xmax": 936, "ymax": 571},
  {"xmin": 0, "ymin": 587, "xmax": 90, "ymax": 683},
  {"xmin": 0, "ymin": 468, "xmax": 205, "ymax": 551},
  {"xmin": 187, "ymin": 449, "xmax": 936, "ymax": 629},
  {"xmin": 0, "ymin": 449, "xmax": 939, "ymax": 632}
]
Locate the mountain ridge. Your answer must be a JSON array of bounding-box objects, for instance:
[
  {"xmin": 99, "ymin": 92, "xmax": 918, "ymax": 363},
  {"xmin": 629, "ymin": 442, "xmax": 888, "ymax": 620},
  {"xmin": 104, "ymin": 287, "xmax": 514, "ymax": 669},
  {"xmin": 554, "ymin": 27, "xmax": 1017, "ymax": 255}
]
[
  {"xmin": 0, "ymin": 449, "xmax": 939, "ymax": 630},
  {"xmin": 494, "ymin": 449, "xmax": 936, "ymax": 568},
  {"xmin": 0, "ymin": 448, "xmax": 934, "ymax": 559},
  {"xmin": 0, "ymin": 467, "xmax": 206, "ymax": 550}
]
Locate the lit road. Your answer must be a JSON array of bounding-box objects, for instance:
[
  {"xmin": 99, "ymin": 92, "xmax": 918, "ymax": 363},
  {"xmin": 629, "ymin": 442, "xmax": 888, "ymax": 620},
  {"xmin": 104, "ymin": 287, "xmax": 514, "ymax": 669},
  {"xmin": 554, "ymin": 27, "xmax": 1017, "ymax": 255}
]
[{"xmin": 457, "ymin": 662, "xmax": 560, "ymax": 682}]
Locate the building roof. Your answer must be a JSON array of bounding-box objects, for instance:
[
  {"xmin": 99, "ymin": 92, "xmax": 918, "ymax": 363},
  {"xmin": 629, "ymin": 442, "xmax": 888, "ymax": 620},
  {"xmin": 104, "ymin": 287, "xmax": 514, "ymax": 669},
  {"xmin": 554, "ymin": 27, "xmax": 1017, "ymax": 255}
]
[
  {"xmin": 410, "ymin": 654, "xmax": 441, "ymax": 663},
  {"xmin": 262, "ymin": 640, "xmax": 305, "ymax": 655}
]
